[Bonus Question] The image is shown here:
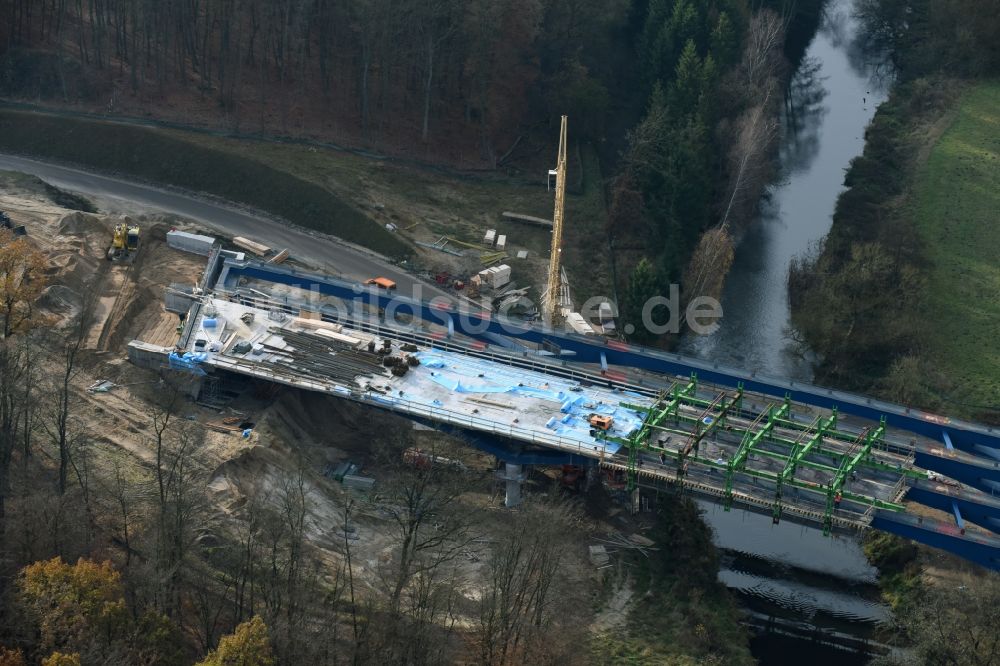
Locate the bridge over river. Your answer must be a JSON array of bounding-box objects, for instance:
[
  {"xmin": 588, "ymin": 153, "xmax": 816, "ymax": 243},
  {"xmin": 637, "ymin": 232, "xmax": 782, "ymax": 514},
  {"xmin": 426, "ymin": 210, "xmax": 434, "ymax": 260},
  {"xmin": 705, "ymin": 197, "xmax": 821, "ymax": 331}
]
[{"xmin": 129, "ymin": 252, "xmax": 1000, "ymax": 569}]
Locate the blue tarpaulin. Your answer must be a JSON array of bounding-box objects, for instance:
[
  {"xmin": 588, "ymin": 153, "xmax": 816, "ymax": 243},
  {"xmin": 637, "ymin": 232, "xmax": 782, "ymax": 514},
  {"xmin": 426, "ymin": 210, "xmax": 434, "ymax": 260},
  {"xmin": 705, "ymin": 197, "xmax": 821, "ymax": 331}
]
[{"xmin": 168, "ymin": 351, "xmax": 208, "ymax": 376}]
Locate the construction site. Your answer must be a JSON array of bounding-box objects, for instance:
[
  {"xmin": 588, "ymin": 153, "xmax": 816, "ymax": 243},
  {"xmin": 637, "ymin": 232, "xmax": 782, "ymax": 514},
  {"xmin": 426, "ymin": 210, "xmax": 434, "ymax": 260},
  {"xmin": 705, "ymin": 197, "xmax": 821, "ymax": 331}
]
[
  {"xmin": 6, "ymin": 120, "xmax": 1000, "ymax": 572},
  {"xmin": 119, "ymin": 243, "xmax": 998, "ymax": 555},
  {"xmin": 115, "ymin": 117, "xmax": 1000, "ymax": 568},
  {"xmin": 3, "ymin": 112, "xmax": 1000, "ymax": 664}
]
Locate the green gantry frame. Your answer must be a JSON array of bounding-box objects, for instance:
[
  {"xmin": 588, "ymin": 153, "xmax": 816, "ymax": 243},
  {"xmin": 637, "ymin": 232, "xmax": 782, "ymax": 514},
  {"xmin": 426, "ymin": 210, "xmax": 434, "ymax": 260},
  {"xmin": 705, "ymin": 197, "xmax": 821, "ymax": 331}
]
[
  {"xmin": 771, "ymin": 411, "xmax": 837, "ymax": 521},
  {"xmin": 723, "ymin": 398, "xmax": 790, "ymax": 509},
  {"xmin": 820, "ymin": 417, "xmax": 886, "ymax": 534},
  {"xmin": 621, "ymin": 376, "xmax": 698, "ymax": 491},
  {"xmin": 608, "ymin": 378, "xmax": 909, "ymax": 529}
]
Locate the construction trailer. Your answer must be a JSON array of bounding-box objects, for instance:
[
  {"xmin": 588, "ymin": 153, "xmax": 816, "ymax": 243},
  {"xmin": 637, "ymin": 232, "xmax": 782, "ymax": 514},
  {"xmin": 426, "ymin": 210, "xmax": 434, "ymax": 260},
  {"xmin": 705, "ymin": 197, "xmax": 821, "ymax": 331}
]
[
  {"xmin": 565, "ymin": 312, "xmax": 597, "ymax": 336},
  {"xmin": 477, "ymin": 264, "xmax": 511, "ymax": 289},
  {"xmin": 483, "ymin": 229, "xmax": 497, "ymax": 246},
  {"xmin": 597, "ymin": 301, "xmax": 617, "ymax": 334},
  {"xmin": 167, "ymin": 230, "xmax": 216, "ymax": 256}
]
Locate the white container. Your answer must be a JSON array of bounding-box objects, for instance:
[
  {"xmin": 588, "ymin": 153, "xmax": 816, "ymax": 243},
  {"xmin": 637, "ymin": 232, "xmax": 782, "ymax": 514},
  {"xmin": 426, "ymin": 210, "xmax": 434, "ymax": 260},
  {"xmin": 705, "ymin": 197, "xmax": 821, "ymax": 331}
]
[
  {"xmin": 167, "ymin": 230, "xmax": 216, "ymax": 256},
  {"xmin": 565, "ymin": 312, "xmax": 596, "ymax": 335}
]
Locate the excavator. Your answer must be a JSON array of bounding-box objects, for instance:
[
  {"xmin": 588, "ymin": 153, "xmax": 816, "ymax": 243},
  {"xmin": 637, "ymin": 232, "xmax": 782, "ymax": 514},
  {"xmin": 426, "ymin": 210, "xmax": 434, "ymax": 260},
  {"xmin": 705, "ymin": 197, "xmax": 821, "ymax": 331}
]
[{"xmin": 107, "ymin": 222, "xmax": 140, "ymax": 260}]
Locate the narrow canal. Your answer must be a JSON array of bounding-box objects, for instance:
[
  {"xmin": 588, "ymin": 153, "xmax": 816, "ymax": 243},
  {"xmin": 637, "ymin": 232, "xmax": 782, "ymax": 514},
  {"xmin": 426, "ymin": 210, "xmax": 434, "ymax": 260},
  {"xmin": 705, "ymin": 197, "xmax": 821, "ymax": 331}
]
[{"xmin": 678, "ymin": 0, "xmax": 895, "ymax": 661}]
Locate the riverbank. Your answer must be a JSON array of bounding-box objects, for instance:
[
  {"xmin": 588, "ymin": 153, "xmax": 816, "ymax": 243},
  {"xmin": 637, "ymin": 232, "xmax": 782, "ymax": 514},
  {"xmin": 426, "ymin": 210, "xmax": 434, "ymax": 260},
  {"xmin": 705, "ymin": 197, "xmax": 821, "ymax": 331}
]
[
  {"xmin": 788, "ymin": 77, "xmax": 1000, "ymax": 424},
  {"xmin": 787, "ymin": 58, "xmax": 1000, "ymax": 661},
  {"xmin": 592, "ymin": 495, "xmax": 754, "ymax": 665},
  {"xmin": 678, "ymin": 0, "xmax": 887, "ymax": 381},
  {"xmin": 676, "ymin": 2, "xmax": 904, "ymax": 660}
]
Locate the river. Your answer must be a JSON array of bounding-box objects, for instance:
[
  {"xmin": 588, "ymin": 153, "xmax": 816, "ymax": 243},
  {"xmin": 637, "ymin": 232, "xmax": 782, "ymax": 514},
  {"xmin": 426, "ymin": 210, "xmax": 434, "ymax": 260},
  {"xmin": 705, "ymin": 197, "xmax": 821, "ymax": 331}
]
[{"xmin": 678, "ymin": 0, "xmax": 894, "ymax": 661}]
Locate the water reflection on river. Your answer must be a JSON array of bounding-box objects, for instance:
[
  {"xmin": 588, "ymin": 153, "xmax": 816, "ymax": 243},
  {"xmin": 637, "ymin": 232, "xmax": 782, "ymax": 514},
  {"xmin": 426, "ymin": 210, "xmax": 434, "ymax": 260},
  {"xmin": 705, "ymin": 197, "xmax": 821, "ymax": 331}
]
[{"xmin": 679, "ymin": 0, "xmax": 894, "ymax": 661}]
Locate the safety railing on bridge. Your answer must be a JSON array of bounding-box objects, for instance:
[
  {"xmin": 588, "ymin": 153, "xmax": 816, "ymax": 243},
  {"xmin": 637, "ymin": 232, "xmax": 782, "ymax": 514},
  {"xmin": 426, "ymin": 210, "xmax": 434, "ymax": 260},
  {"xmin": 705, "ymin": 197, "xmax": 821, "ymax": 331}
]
[
  {"xmin": 597, "ymin": 458, "xmax": 876, "ymax": 531},
  {"xmin": 206, "ymin": 353, "xmax": 617, "ymax": 461}
]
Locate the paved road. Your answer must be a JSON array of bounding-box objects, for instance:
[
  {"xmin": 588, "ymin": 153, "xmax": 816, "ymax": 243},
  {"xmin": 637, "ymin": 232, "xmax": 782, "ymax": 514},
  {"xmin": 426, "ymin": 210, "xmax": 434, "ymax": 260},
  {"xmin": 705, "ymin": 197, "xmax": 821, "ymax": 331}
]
[{"xmin": 0, "ymin": 153, "xmax": 449, "ymax": 300}]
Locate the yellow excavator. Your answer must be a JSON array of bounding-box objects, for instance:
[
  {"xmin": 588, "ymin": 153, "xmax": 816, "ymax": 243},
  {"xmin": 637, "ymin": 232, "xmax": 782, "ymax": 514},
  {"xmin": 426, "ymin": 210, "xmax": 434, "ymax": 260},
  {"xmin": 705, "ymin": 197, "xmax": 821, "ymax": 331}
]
[{"xmin": 107, "ymin": 222, "xmax": 140, "ymax": 260}]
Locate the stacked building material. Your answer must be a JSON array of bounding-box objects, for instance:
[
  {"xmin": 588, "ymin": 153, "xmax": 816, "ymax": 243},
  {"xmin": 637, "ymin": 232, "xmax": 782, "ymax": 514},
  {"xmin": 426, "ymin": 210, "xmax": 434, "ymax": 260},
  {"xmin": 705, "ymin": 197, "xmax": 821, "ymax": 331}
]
[{"xmin": 260, "ymin": 328, "xmax": 387, "ymax": 385}]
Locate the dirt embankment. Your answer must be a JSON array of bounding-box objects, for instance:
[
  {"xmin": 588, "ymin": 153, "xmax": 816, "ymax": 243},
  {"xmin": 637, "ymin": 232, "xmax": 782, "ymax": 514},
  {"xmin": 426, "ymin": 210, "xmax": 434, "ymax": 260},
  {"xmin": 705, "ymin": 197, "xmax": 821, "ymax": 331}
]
[{"xmin": 2, "ymin": 171, "xmax": 201, "ymax": 345}]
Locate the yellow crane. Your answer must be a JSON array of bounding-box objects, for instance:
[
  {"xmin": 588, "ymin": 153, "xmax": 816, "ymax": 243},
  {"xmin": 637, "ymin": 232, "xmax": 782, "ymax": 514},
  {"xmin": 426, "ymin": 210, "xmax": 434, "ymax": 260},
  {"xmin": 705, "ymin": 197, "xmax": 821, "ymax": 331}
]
[{"xmin": 543, "ymin": 115, "xmax": 568, "ymax": 327}]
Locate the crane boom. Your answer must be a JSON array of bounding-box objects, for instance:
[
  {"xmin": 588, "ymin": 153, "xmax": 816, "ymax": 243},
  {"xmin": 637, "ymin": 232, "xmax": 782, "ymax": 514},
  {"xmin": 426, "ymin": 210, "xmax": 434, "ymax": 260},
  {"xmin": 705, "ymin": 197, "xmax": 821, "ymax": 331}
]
[{"xmin": 543, "ymin": 115, "xmax": 568, "ymax": 326}]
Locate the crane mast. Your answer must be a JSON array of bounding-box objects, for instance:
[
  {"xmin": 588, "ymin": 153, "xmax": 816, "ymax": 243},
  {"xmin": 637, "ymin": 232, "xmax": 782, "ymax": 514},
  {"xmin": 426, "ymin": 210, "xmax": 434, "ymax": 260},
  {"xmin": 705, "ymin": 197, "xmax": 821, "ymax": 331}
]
[{"xmin": 543, "ymin": 115, "xmax": 568, "ymax": 327}]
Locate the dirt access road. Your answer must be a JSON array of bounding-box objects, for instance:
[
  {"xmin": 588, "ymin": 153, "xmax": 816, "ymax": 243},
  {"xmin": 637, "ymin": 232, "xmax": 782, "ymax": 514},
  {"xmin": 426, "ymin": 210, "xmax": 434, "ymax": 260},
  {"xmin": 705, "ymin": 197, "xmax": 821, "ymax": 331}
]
[{"xmin": 0, "ymin": 152, "xmax": 450, "ymax": 300}]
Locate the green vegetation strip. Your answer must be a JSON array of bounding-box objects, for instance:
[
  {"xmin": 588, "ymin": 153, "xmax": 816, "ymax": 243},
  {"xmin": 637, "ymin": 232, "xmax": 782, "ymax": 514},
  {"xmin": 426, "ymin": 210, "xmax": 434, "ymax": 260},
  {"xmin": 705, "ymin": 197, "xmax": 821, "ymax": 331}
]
[
  {"xmin": 910, "ymin": 81, "xmax": 1000, "ymax": 406},
  {"xmin": 0, "ymin": 109, "xmax": 409, "ymax": 258}
]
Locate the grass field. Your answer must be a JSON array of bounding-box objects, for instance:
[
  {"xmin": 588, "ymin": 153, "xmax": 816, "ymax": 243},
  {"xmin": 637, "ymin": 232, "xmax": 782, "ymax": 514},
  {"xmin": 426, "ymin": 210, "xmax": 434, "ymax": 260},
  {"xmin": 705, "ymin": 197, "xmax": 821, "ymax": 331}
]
[{"xmin": 910, "ymin": 81, "xmax": 1000, "ymax": 408}]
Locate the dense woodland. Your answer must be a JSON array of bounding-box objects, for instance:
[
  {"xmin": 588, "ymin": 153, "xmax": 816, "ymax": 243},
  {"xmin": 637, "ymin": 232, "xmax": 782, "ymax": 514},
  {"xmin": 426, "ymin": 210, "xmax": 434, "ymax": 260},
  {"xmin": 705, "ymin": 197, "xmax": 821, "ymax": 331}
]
[{"xmin": 0, "ymin": 0, "xmax": 819, "ymax": 338}]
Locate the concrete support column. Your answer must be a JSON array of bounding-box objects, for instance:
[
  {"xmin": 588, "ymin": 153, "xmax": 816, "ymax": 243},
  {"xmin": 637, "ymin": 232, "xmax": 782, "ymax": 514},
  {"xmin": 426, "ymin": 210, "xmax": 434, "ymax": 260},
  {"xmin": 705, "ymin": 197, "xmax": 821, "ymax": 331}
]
[
  {"xmin": 631, "ymin": 487, "xmax": 641, "ymax": 515},
  {"xmin": 503, "ymin": 463, "xmax": 524, "ymax": 508}
]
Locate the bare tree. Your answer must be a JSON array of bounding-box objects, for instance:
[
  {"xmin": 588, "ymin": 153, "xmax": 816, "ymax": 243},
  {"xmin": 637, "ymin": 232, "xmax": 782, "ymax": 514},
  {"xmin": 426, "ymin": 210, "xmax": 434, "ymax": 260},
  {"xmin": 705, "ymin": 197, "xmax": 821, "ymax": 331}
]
[
  {"xmin": 740, "ymin": 10, "xmax": 786, "ymax": 96},
  {"xmin": 374, "ymin": 443, "xmax": 479, "ymax": 617},
  {"xmin": 108, "ymin": 458, "xmax": 137, "ymax": 567},
  {"xmin": 477, "ymin": 500, "xmax": 573, "ymax": 666},
  {"xmin": 144, "ymin": 391, "xmax": 207, "ymax": 621},
  {"xmin": 43, "ymin": 288, "xmax": 97, "ymax": 495},
  {"xmin": 0, "ymin": 334, "xmax": 38, "ymax": 598}
]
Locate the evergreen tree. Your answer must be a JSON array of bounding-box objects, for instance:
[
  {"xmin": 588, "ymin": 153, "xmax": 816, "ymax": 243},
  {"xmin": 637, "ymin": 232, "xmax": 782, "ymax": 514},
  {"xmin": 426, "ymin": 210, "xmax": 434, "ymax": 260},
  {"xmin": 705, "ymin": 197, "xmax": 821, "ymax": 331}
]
[
  {"xmin": 711, "ymin": 11, "xmax": 738, "ymax": 65},
  {"xmin": 624, "ymin": 258, "xmax": 662, "ymax": 343},
  {"xmin": 672, "ymin": 39, "xmax": 703, "ymax": 111}
]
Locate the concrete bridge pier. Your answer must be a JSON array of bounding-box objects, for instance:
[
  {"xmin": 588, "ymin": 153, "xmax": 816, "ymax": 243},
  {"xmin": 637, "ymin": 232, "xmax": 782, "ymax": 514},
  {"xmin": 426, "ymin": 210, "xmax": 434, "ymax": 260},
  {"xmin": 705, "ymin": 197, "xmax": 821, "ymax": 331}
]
[{"xmin": 500, "ymin": 463, "xmax": 526, "ymax": 508}]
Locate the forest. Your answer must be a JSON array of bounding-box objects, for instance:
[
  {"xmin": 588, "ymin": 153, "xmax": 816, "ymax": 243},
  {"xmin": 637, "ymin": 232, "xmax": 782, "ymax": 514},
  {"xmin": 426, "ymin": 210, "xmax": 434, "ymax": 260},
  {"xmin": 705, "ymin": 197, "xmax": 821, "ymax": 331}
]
[{"xmin": 0, "ymin": 0, "xmax": 815, "ymax": 338}]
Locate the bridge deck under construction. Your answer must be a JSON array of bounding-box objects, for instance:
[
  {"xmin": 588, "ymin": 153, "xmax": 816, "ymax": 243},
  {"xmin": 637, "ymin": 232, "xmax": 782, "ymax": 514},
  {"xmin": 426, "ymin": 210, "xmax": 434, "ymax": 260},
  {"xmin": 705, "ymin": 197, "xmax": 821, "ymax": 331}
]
[
  {"xmin": 157, "ymin": 295, "xmax": 932, "ymax": 534},
  {"xmin": 126, "ymin": 254, "xmax": 1000, "ymax": 567}
]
